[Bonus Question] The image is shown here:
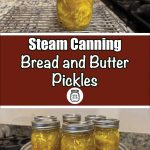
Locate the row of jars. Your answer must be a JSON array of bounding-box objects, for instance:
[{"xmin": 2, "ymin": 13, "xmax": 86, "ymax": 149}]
[{"xmin": 31, "ymin": 114, "xmax": 120, "ymax": 150}]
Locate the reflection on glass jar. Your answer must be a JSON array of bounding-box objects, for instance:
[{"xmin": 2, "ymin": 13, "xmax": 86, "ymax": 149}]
[
  {"xmin": 93, "ymin": 119, "xmax": 120, "ymax": 150},
  {"xmin": 57, "ymin": 0, "xmax": 94, "ymax": 31},
  {"xmin": 63, "ymin": 114, "xmax": 81, "ymax": 123},
  {"xmin": 31, "ymin": 120, "xmax": 60, "ymax": 150},
  {"xmin": 61, "ymin": 122, "xmax": 95, "ymax": 150}
]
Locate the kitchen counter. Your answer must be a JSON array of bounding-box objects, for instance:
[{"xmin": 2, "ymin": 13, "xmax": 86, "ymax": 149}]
[
  {"xmin": 0, "ymin": 124, "xmax": 150, "ymax": 150},
  {"xmin": 120, "ymin": 132, "xmax": 150, "ymax": 150},
  {"xmin": 0, "ymin": 0, "xmax": 132, "ymax": 33}
]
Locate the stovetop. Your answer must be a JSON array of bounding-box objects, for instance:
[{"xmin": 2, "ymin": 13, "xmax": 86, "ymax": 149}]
[
  {"xmin": 0, "ymin": 135, "xmax": 30, "ymax": 150},
  {"xmin": 102, "ymin": 0, "xmax": 150, "ymax": 32}
]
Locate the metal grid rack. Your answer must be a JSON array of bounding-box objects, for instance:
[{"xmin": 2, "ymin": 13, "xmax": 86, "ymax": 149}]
[{"xmin": 0, "ymin": 0, "xmax": 132, "ymax": 33}]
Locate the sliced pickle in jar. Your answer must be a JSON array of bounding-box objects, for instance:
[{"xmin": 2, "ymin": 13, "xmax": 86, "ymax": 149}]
[
  {"xmin": 31, "ymin": 120, "xmax": 60, "ymax": 150},
  {"xmin": 61, "ymin": 122, "xmax": 95, "ymax": 150},
  {"xmin": 57, "ymin": 0, "xmax": 93, "ymax": 30},
  {"xmin": 61, "ymin": 133, "xmax": 94, "ymax": 150},
  {"xmin": 94, "ymin": 119, "xmax": 120, "ymax": 150}
]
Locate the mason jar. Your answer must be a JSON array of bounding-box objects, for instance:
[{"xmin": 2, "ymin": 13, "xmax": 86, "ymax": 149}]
[
  {"xmin": 93, "ymin": 119, "xmax": 120, "ymax": 150},
  {"xmin": 70, "ymin": 90, "xmax": 80, "ymax": 102},
  {"xmin": 85, "ymin": 115, "xmax": 106, "ymax": 122},
  {"xmin": 57, "ymin": 0, "xmax": 94, "ymax": 31},
  {"xmin": 61, "ymin": 122, "xmax": 95, "ymax": 150},
  {"xmin": 63, "ymin": 114, "xmax": 81, "ymax": 123},
  {"xmin": 34, "ymin": 115, "xmax": 57, "ymax": 121},
  {"xmin": 31, "ymin": 120, "xmax": 60, "ymax": 150}
]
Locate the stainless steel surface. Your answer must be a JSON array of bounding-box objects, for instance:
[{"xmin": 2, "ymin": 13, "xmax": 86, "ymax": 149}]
[
  {"xmin": 0, "ymin": 0, "xmax": 132, "ymax": 32},
  {"xmin": 32, "ymin": 120, "xmax": 60, "ymax": 129},
  {"xmin": 21, "ymin": 142, "xmax": 129, "ymax": 150},
  {"xmin": 85, "ymin": 115, "xmax": 106, "ymax": 122},
  {"xmin": 63, "ymin": 114, "xmax": 81, "ymax": 122},
  {"xmin": 34, "ymin": 115, "xmax": 57, "ymax": 121},
  {"xmin": 62, "ymin": 122, "xmax": 94, "ymax": 133},
  {"xmin": 0, "ymin": 125, "xmax": 10, "ymax": 138},
  {"xmin": 94, "ymin": 119, "xmax": 120, "ymax": 128}
]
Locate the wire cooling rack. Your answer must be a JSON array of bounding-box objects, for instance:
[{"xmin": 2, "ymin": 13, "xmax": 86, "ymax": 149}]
[{"xmin": 0, "ymin": 0, "xmax": 132, "ymax": 33}]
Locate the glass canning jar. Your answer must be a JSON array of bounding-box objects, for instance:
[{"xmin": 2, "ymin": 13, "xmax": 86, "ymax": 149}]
[
  {"xmin": 63, "ymin": 114, "xmax": 81, "ymax": 123},
  {"xmin": 31, "ymin": 120, "xmax": 60, "ymax": 150},
  {"xmin": 34, "ymin": 115, "xmax": 57, "ymax": 121},
  {"xmin": 61, "ymin": 122, "xmax": 95, "ymax": 150},
  {"xmin": 85, "ymin": 115, "xmax": 106, "ymax": 122},
  {"xmin": 57, "ymin": 0, "xmax": 94, "ymax": 31},
  {"xmin": 93, "ymin": 119, "xmax": 120, "ymax": 150}
]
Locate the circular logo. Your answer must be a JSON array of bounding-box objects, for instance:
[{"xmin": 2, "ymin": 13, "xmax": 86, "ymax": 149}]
[{"xmin": 67, "ymin": 87, "xmax": 83, "ymax": 104}]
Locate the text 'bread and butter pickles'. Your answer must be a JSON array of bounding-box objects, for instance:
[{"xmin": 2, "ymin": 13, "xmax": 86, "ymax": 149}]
[
  {"xmin": 29, "ymin": 38, "xmax": 122, "ymax": 52},
  {"xmin": 21, "ymin": 55, "xmax": 129, "ymax": 69}
]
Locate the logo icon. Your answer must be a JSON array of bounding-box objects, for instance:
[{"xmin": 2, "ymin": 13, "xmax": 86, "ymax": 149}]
[{"xmin": 67, "ymin": 87, "xmax": 83, "ymax": 104}]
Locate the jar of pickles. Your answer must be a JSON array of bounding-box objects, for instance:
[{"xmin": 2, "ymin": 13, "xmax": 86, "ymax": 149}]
[
  {"xmin": 63, "ymin": 114, "xmax": 81, "ymax": 123},
  {"xmin": 61, "ymin": 122, "xmax": 95, "ymax": 150},
  {"xmin": 57, "ymin": 0, "xmax": 94, "ymax": 31},
  {"xmin": 85, "ymin": 115, "xmax": 106, "ymax": 122},
  {"xmin": 31, "ymin": 120, "xmax": 60, "ymax": 150},
  {"xmin": 93, "ymin": 119, "xmax": 120, "ymax": 150},
  {"xmin": 34, "ymin": 115, "xmax": 57, "ymax": 121}
]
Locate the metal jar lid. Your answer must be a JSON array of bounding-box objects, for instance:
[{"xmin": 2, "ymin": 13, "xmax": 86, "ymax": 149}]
[
  {"xmin": 32, "ymin": 120, "xmax": 60, "ymax": 130},
  {"xmin": 62, "ymin": 122, "xmax": 94, "ymax": 133},
  {"xmin": 85, "ymin": 115, "xmax": 106, "ymax": 122},
  {"xmin": 93, "ymin": 119, "xmax": 119, "ymax": 129},
  {"xmin": 63, "ymin": 114, "xmax": 81, "ymax": 123},
  {"xmin": 34, "ymin": 116, "xmax": 57, "ymax": 121}
]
